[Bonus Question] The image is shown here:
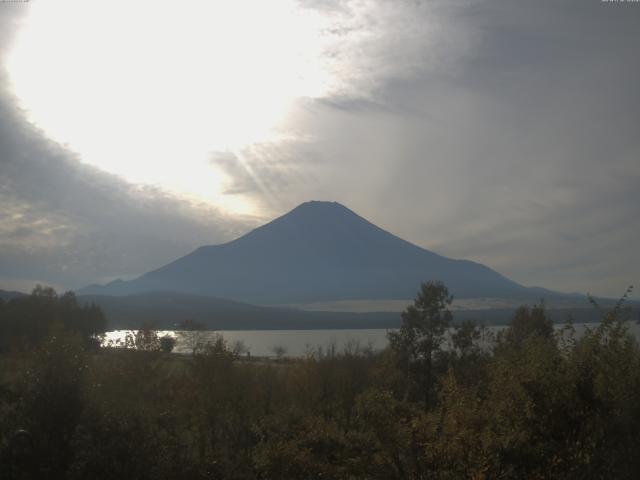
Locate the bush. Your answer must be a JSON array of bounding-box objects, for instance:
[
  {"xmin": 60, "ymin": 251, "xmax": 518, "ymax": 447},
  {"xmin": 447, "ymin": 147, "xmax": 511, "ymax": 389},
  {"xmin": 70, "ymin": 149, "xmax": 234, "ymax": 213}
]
[{"xmin": 159, "ymin": 335, "xmax": 176, "ymax": 353}]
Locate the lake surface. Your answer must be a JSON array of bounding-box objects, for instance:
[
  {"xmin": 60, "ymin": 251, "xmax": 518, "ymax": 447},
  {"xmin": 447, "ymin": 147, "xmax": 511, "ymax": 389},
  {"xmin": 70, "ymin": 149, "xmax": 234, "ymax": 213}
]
[{"xmin": 105, "ymin": 322, "xmax": 640, "ymax": 357}]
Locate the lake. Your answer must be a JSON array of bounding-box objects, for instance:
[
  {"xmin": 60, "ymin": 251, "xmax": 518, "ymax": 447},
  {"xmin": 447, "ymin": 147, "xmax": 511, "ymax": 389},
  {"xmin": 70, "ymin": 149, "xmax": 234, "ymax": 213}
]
[{"xmin": 105, "ymin": 321, "xmax": 640, "ymax": 357}]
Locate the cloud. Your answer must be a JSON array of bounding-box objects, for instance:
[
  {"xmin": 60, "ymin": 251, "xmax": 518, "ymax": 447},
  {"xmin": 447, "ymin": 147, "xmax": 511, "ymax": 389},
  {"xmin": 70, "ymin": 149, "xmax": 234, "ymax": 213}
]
[
  {"xmin": 0, "ymin": 65, "xmax": 251, "ymax": 291},
  {"xmin": 297, "ymin": 0, "xmax": 474, "ymax": 102},
  {"xmin": 209, "ymin": 138, "xmax": 323, "ymax": 214},
  {"xmin": 219, "ymin": 0, "xmax": 640, "ymax": 297},
  {"xmin": 0, "ymin": 0, "xmax": 638, "ymax": 299}
]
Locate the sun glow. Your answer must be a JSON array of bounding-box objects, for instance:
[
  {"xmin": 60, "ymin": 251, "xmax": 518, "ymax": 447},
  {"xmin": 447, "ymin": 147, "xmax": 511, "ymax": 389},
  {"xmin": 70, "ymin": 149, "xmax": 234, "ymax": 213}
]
[{"xmin": 6, "ymin": 0, "xmax": 332, "ymax": 213}]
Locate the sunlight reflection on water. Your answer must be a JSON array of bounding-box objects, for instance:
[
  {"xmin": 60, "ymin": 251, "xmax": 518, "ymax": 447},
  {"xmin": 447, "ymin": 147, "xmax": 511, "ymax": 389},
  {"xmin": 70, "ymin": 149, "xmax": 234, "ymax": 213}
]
[{"xmin": 104, "ymin": 322, "xmax": 640, "ymax": 358}]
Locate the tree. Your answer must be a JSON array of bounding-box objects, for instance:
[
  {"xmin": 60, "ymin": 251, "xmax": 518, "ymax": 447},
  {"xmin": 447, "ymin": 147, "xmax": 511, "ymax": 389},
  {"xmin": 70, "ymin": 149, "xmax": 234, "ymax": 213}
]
[
  {"xmin": 451, "ymin": 320, "xmax": 481, "ymax": 357},
  {"xmin": 502, "ymin": 303, "xmax": 553, "ymax": 348},
  {"xmin": 176, "ymin": 319, "xmax": 208, "ymax": 356},
  {"xmin": 0, "ymin": 286, "xmax": 106, "ymax": 350},
  {"xmin": 271, "ymin": 345, "xmax": 287, "ymax": 361},
  {"xmin": 24, "ymin": 324, "xmax": 88, "ymax": 476},
  {"xmin": 231, "ymin": 339, "xmax": 250, "ymax": 358},
  {"xmin": 159, "ymin": 335, "xmax": 176, "ymax": 353},
  {"xmin": 388, "ymin": 280, "xmax": 453, "ymax": 407},
  {"xmin": 124, "ymin": 323, "xmax": 160, "ymax": 351}
]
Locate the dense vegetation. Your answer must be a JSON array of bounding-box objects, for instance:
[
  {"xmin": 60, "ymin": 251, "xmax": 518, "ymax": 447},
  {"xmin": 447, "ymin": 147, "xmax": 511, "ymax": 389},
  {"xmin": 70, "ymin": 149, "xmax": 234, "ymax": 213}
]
[
  {"xmin": 0, "ymin": 286, "xmax": 106, "ymax": 352},
  {"xmin": 0, "ymin": 282, "xmax": 639, "ymax": 479}
]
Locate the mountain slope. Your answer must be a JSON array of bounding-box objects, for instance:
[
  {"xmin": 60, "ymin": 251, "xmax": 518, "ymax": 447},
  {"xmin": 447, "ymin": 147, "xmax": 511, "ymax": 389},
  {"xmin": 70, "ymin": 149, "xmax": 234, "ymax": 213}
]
[{"xmin": 79, "ymin": 201, "xmax": 555, "ymax": 303}]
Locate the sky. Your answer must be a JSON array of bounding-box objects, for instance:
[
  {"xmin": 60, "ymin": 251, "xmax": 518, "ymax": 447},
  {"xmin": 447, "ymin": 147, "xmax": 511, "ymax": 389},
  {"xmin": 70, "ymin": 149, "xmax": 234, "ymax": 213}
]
[{"xmin": 0, "ymin": 0, "xmax": 638, "ymax": 299}]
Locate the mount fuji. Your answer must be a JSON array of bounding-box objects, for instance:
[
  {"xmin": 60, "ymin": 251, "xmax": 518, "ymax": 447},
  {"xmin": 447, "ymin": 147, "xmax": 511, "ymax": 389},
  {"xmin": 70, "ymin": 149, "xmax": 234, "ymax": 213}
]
[{"xmin": 79, "ymin": 201, "xmax": 559, "ymax": 304}]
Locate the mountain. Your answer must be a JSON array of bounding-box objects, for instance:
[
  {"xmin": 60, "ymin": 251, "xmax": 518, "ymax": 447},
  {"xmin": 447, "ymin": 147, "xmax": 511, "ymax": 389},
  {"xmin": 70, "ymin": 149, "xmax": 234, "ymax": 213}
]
[
  {"xmin": 79, "ymin": 201, "xmax": 563, "ymax": 304},
  {"xmin": 0, "ymin": 289, "xmax": 28, "ymax": 301}
]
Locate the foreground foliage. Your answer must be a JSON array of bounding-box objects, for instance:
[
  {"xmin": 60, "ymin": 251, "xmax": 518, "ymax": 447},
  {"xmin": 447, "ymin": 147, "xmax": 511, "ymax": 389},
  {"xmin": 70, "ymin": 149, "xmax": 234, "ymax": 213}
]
[{"xmin": 0, "ymin": 283, "xmax": 639, "ymax": 479}]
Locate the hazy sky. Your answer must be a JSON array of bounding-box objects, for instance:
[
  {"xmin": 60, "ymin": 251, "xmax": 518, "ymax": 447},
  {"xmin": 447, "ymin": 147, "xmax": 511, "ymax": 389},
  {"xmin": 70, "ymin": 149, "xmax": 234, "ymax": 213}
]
[{"xmin": 0, "ymin": 0, "xmax": 638, "ymax": 298}]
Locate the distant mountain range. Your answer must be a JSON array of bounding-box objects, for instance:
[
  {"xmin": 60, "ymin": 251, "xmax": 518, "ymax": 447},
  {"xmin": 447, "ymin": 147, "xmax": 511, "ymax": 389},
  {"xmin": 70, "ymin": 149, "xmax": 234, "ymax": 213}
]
[
  {"xmin": 66, "ymin": 291, "xmax": 622, "ymax": 330},
  {"xmin": 2, "ymin": 288, "xmax": 615, "ymax": 330},
  {"xmin": 77, "ymin": 291, "xmax": 400, "ymax": 330},
  {"xmin": 0, "ymin": 289, "xmax": 27, "ymax": 301},
  {"xmin": 79, "ymin": 201, "xmax": 563, "ymax": 304}
]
